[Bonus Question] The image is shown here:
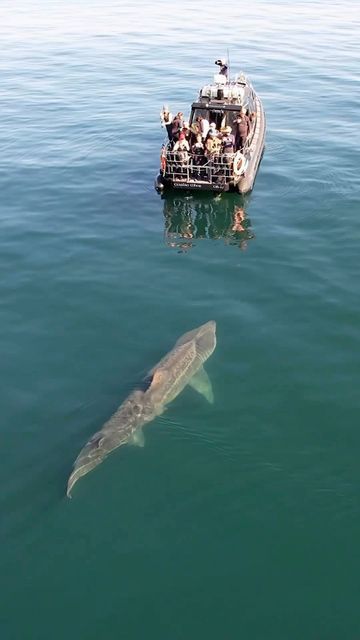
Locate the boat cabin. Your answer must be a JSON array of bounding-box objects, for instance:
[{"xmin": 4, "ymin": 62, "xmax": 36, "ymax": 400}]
[{"xmin": 190, "ymin": 73, "xmax": 256, "ymax": 133}]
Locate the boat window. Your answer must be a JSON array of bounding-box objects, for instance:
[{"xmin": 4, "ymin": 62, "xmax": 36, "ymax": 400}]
[
  {"xmin": 190, "ymin": 108, "xmax": 209, "ymax": 124},
  {"xmin": 208, "ymin": 110, "xmax": 225, "ymax": 130},
  {"xmin": 218, "ymin": 110, "xmax": 240, "ymax": 129}
]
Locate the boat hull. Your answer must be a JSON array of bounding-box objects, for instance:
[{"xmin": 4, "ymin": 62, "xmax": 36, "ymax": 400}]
[
  {"xmin": 236, "ymin": 96, "xmax": 266, "ymax": 194},
  {"xmin": 155, "ymin": 175, "xmax": 230, "ymax": 192}
]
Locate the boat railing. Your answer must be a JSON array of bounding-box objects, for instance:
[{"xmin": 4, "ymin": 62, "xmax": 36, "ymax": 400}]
[{"xmin": 163, "ymin": 148, "xmax": 235, "ymax": 184}]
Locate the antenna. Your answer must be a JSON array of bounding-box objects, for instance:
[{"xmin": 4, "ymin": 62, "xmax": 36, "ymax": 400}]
[{"xmin": 227, "ymin": 48, "xmax": 230, "ymax": 83}]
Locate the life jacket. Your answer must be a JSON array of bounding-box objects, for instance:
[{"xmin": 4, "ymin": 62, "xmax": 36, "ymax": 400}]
[{"xmin": 212, "ymin": 138, "xmax": 221, "ymax": 153}]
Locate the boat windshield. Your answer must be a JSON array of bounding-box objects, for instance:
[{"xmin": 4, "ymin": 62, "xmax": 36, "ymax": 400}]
[
  {"xmin": 190, "ymin": 107, "xmax": 248, "ymax": 130},
  {"xmin": 190, "ymin": 107, "xmax": 209, "ymax": 122}
]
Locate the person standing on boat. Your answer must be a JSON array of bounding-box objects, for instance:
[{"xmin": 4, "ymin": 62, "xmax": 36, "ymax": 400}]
[
  {"xmin": 233, "ymin": 111, "xmax": 249, "ymax": 151},
  {"xmin": 171, "ymin": 112, "xmax": 185, "ymax": 142},
  {"xmin": 196, "ymin": 115, "xmax": 210, "ymax": 141},
  {"xmin": 241, "ymin": 107, "xmax": 251, "ymax": 130},
  {"xmin": 205, "ymin": 130, "xmax": 221, "ymax": 158},
  {"xmin": 182, "ymin": 121, "xmax": 192, "ymax": 144},
  {"xmin": 160, "ymin": 105, "xmax": 174, "ymax": 141},
  {"xmin": 191, "ymin": 134, "xmax": 205, "ymax": 166},
  {"xmin": 215, "ymin": 58, "xmax": 228, "ymax": 79},
  {"xmin": 221, "ymin": 126, "xmax": 235, "ymax": 163},
  {"xmin": 173, "ymin": 132, "xmax": 190, "ymax": 163},
  {"xmin": 208, "ymin": 122, "xmax": 219, "ymax": 137}
]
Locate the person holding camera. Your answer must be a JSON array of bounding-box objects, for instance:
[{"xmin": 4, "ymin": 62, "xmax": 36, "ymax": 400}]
[{"xmin": 215, "ymin": 58, "xmax": 228, "ymax": 79}]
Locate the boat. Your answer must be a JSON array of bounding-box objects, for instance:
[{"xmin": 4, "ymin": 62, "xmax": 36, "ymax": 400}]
[{"xmin": 155, "ymin": 59, "xmax": 266, "ymax": 194}]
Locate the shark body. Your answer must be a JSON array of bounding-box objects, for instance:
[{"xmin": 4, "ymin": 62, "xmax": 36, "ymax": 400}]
[{"xmin": 67, "ymin": 320, "xmax": 216, "ymax": 496}]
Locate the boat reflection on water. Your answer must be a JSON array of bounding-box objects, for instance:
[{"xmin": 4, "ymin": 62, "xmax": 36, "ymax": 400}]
[{"xmin": 163, "ymin": 193, "xmax": 255, "ymax": 252}]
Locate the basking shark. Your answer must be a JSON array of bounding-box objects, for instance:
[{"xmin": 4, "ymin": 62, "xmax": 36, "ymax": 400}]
[{"xmin": 67, "ymin": 320, "xmax": 216, "ymax": 496}]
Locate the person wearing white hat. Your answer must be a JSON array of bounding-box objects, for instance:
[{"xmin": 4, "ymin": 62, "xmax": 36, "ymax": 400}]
[
  {"xmin": 222, "ymin": 126, "xmax": 235, "ymax": 152},
  {"xmin": 221, "ymin": 125, "xmax": 235, "ymax": 164},
  {"xmin": 208, "ymin": 122, "xmax": 219, "ymax": 137}
]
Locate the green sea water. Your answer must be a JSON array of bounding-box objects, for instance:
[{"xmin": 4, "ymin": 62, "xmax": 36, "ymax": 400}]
[{"xmin": 1, "ymin": 1, "xmax": 359, "ymax": 638}]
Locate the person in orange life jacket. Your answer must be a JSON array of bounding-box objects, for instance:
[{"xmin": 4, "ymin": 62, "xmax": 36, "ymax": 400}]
[{"xmin": 160, "ymin": 104, "xmax": 173, "ymax": 140}]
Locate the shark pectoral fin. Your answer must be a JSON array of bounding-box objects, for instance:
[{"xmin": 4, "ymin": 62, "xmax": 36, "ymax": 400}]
[
  {"xmin": 188, "ymin": 366, "xmax": 214, "ymax": 404},
  {"xmin": 130, "ymin": 428, "xmax": 145, "ymax": 448}
]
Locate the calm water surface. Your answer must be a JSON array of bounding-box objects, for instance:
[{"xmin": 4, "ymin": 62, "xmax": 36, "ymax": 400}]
[{"xmin": 1, "ymin": 1, "xmax": 359, "ymax": 638}]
